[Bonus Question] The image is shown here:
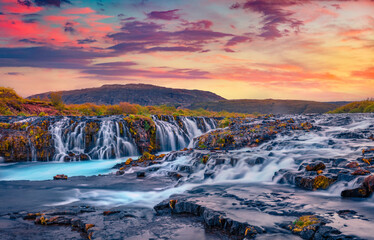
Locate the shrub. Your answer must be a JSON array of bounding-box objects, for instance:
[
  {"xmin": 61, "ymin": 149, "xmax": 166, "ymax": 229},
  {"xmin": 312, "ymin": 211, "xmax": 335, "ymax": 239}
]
[
  {"xmin": 0, "ymin": 87, "xmax": 22, "ymax": 99},
  {"xmin": 119, "ymin": 102, "xmax": 138, "ymax": 114},
  {"xmin": 50, "ymin": 92, "xmax": 65, "ymax": 111},
  {"xmin": 106, "ymin": 105, "xmax": 122, "ymax": 115}
]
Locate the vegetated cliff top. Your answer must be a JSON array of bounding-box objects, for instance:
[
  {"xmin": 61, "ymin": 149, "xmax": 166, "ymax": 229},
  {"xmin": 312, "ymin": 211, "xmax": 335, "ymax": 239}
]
[
  {"xmin": 28, "ymin": 84, "xmax": 226, "ymax": 107},
  {"xmin": 0, "ymin": 87, "xmax": 60, "ymax": 116},
  {"xmin": 328, "ymin": 99, "xmax": 374, "ymax": 113},
  {"xmin": 188, "ymin": 99, "xmax": 350, "ymax": 114}
]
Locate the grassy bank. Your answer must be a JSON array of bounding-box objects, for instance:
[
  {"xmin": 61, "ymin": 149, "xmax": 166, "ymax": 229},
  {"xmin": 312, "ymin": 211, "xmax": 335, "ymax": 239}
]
[{"xmin": 329, "ymin": 99, "xmax": 374, "ymax": 113}]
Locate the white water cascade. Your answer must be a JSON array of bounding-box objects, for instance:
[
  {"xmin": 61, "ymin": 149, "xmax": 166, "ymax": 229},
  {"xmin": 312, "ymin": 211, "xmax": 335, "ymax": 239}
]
[
  {"xmin": 50, "ymin": 117, "xmax": 138, "ymax": 161},
  {"xmin": 90, "ymin": 120, "xmax": 138, "ymax": 159},
  {"xmin": 152, "ymin": 115, "xmax": 217, "ymax": 151}
]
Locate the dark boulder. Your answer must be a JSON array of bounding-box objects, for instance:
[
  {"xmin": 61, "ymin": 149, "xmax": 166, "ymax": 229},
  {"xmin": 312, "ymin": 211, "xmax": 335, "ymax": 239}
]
[
  {"xmin": 341, "ymin": 175, "xmax": 374, "ymax": 198},
  {"xmin": 53, "ymin": 174, "xmax": 68, "ymax": 180}
]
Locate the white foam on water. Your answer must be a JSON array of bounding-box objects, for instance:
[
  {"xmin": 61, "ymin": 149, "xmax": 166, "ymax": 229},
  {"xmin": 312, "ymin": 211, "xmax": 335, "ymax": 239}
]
[{"xmin": 52, "ymin": 184, "xmax": 198, "ymax": 207}]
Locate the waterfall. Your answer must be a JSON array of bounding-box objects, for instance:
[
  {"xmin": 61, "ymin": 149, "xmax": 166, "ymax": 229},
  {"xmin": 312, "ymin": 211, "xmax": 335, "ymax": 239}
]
[
  {"xmin": 152, "ymin": 115, "xmax": 217, "ymax": 151},
  {"xmin": 90, "ymin": 120, "xmax": 138, "ymax": 159},
  {"xmin": 2, "ymin": 115, "xmax": 216, "ymax": 162},
  {"xmin": 180, "ymin": 116, "xmax": 203, "ymax": 138},
  {"xmin": 50, "ymin": 118, "xmax": 87, "ymax": 161},
  {"xmin": 49, "ymin": 117, "xmax": 138, "ymax": 161},
  {"xmin": 152, "ymin": 116, "xmax": 188, "ymax": 151}
]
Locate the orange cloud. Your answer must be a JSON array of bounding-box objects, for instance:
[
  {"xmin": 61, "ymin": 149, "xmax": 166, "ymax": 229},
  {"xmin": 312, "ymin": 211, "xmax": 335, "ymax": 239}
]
[
  {"xmin": 61, "ymin": 7, "xmax": 96, "ymax": 15},
  {"xmin": 44, "ymin": 15, "xmax": 80, "ymax": 24},
  {"xmin": 340, "ymin": 28, "xmax": 372, "ymax": 37},
  {"xmin": 352, "ymin": 67, "xmax": 374, "ymax": 79}
]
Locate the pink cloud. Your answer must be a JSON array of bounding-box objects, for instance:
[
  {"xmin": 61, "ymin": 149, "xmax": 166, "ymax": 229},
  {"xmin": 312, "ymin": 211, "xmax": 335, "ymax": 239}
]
[
  {"xmin": 61, "ymin": 7, "xmax": 95, "ymax": 15},
  {"xmin": 2, "ymin": 3, "xmax": 43, "ymax": 14}
]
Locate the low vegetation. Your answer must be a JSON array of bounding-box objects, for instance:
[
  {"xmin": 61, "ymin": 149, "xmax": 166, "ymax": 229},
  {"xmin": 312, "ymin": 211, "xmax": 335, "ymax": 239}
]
[
  {"xmin": 329, "ymin": 99, "xmax": 374, "ymax": 113},
  {"xmin": 189, "ymin": 99, "xmax": 340, "ymax": 114},
  {"xmin": 0, "ymin": 87, "xmax": 251, "ymax": 118}
]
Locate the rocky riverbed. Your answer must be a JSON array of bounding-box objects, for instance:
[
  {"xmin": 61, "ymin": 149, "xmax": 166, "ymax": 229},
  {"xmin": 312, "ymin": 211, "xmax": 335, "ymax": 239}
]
[{"xmin": 1, "ymin": 113, "xmax": 374, "ymax": 239}]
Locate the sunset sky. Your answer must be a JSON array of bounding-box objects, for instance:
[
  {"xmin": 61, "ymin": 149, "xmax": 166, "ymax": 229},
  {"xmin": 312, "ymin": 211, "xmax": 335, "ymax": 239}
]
[{"xmin": 0, "ymin": 0, "xmax": 373, "ymax": 101}]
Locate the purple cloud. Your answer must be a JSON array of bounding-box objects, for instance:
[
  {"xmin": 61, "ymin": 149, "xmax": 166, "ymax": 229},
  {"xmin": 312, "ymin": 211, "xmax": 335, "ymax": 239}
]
[
  {"xmin": 183, "ymin": 20, "xmax": 213, "ymax": 30},
  {"xmin": 17, "ymin": 0, "xmax": 71, "ymax": 7},
  {"xmin": 146, "ymin": 9, "xmax": 180, "ymax": 20},
  {"xmin": 230, "ymin": 0, "xmax": 304, "ymax": 40},
  {"xmin": 0, "ymin": 47, "xmax": 210, "ymax": 81},
  {"xmin": 225, "ymin": 36, "xmax": 252, "ymax": 46},
  {"xmin": 0, "ymin": 47, "xmax": 113, "ymax": 69},
  {"xmin": 145, "ymin": 46, "xmax": 201, "ymax": 52},
  {"xmin": 77, "ymin": 38, "xmax": 97, "ymax": 44},
  {"xmin": 81, "ymin": 62, "xmax": 210, "ymax": 80},
  {"xmin": 93, "ymin": 62, "xmax": 138, "ymax": 67},
  {"xmin": 64, "ymin": 22, "xmax": 76, "ymax": 34},
  {"xmin": 224, "ymin": 48, "xmax": 235, "ymax": 52},
  {"xmin": 107, "ymin": 20, "xmax": 233, "ymax": 53},
  {"xmin": 19, "ymin": 38, "xmax": 45, "ymax": 44},
  {"xmin": 6, "ymin": 72, "xmax": 24, "ymax": 76}
]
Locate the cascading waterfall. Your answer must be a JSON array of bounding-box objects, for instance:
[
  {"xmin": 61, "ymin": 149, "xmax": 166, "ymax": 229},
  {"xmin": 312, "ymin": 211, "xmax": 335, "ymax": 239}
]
[
  {"xmin": 180, "ymin": 116, "xmax": 203, "ymax": 138},
  {"xmin": 1, "ymin": 115, "xmax": 217, "ymax": 162},
  {"xmin": 50, "ymin": 118, "xmax": 87, "ymax": 161},
  {"xmin": 49, "ymin": 117, "xmax": 138, "ymax": 161},
  {"xmin": 152, "ymin": 115, "xmax": 188, "ymax": 151},
  {"xmin": 152, "ymin": 115, "xmax": 217, "ymax": 151},
  {"xmin": 90, "ymin": 120, "xmax": 138, "ymax": 159}
]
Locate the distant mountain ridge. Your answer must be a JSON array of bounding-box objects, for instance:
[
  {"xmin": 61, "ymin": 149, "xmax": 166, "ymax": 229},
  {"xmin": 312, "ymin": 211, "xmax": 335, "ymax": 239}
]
[
  {"xmin": 28, "ymin": 84, "xmax": 351, "ymax": 114},
  {"xmin": 28, "ymin": 84, "xmax": 226, "ymax": 107},
  {"xmin": 189, "ymin": 99, "xmax": 347, "ymax": 114}
]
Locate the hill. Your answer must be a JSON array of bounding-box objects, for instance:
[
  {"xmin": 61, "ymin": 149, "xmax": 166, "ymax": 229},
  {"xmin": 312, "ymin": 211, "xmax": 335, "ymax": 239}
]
[
  {"xmin": 189, "ymin": 99, "xmax": 343, "ymax": 114},
  {"xmin": 28, "ymin": 84, "xmax": 225, "ymax": 107},
  {"xmin": 329, "ymin": 100, "xmax": 374, "ymax": 113},
  {"xmin": 0, "ymin": 87, "xmax": 249, "ymax": 118}
]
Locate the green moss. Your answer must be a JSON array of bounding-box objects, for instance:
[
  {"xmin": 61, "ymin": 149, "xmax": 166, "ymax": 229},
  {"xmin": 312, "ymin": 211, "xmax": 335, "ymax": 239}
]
[
  {"xmin": 0, "ymin": 122, "xmax": 11, "ymax": 129},
  {"xmin": 218, "ymin": 117, "xmax": 231, "ymax": 128},
  {"xmin": 199, "ymin": 143, "xmax": 207, "ymax": 149},
  {"xmin": 291, "ymin": 215, "xmax": 320, "ymax": 233}
]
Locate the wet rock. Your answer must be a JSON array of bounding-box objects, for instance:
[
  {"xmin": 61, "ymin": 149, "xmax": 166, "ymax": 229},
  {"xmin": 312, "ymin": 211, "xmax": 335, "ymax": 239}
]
[
  {"xmin": 103, "ymin": 210, "xmax": 120, "ymax": 216},
  {"xmin": 286, "ymin": 215, "xmax": 321, "ymax": 239},
  {"xmin": 214, "ymin": 158, "xmax": 226, "ymax": 165},
  {"xmin": 194, "ymin": 117, "xmax": 317, "ymax": 151},
  {"xmin": 79, "ymin": 153, "xmax": 90, "ymax": 161},
  {"xmin": 337, "ymin": 210, "xmax": 357, "ymax": 220},
  {"xmin": 295, "ymin": 175, "xmax": 336, "ymax": 190},
  {"xmin": 53, "ymin": 174, "xmax": 67, "ymax": 180},
  {"xmin": 305, "ymin": 162, "xmax": 326, "ymax": 171},
  {"xmin": 204, "ymin": 170, "xmax": 215, "ymax": 179},
  {"xmin": 167, "ymin": 171, "xmax": 183, "ymax": 180},
  {"xmin": 23, "ymin": 212, "xmax": 42, "ymax": 220},
  {"xmin": 341, "ymin": 175, "xmax": 374, "ymax": 198},
  {"xmin": 136, "ymin": 171, "xmax": 145, "ymax": 178},
  {"xmin": 334, "ymin": 132, "xmax": 364, "ymax": 139},
  {"xmin": 35, "ymin": 215, "xmax": 71, "ymax": 225},
  {"xmin": 351, "ymin": 168, "xmax": 370, "ymax": 176},
  {"xmin": 85, "ymin": 223, "xmax": 95, "ymax": 231},
  {"xmin": 346, "ymin": 161, "xmax": 359, "ymax": 168},
  {"xmin": 314, "ymin": 225, "xmax": 342, "ymax": 239},
  {"xmin": 178, "ymin": 165, "xmax": 193, "ymax": 173},
  {"xmin": 154, "ymin": 198, "xmax": 260, "ymax": 238}
]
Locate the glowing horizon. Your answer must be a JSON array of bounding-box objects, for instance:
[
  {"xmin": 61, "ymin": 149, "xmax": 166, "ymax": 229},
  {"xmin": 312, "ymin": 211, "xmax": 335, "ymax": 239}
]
[{"xmin": 0, "ymin": 0, "xmax": 373, "ymax": 101}]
